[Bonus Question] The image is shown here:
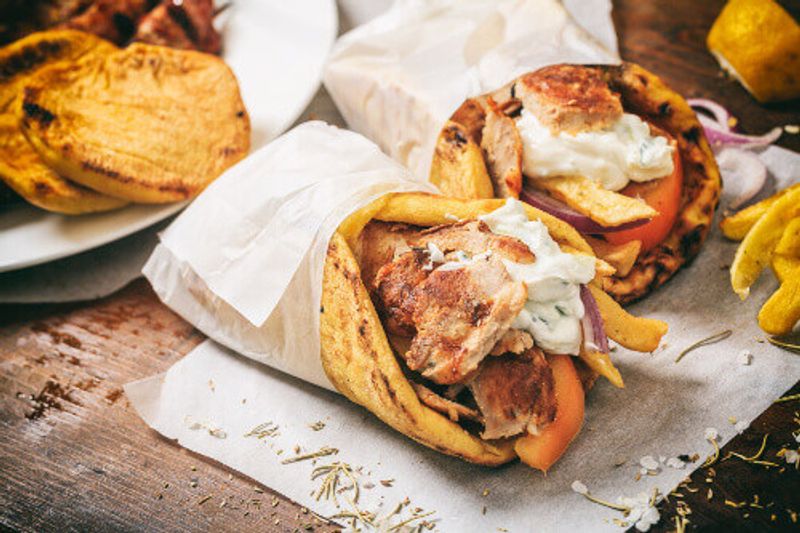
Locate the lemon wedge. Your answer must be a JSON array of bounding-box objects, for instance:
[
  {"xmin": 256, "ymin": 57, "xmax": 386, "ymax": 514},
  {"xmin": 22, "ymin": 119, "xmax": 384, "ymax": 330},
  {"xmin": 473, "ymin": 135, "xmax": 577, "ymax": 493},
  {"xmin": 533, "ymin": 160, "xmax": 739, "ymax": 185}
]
[{"xmin": 707, "ymin": 0, "xmax": 800, "ymax": 103}]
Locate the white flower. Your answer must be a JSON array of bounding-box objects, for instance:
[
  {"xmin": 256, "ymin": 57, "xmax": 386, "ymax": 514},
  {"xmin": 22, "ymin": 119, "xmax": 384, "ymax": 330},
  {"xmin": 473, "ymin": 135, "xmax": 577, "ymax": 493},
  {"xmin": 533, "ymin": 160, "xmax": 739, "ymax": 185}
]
[
  {"xmin": 639, "ymin": 455, "xmax": 660, "ymax": 472},
  {"xmin": 571, "ymin": 480, "xmax": 589, "ymax": 495},
  {"xmin": 666, "ymin": 457, "xmax": 685, "ymax": 469},
  {"xmin": 704, "ymin": 427, "xmax": 719, "ymax": 441},
  {"xmin": 738, "ymin": 350, "xmax": 752, "ymax": 366},
  {"xmin": 618, "ymin": 492, "xmax": 660, "ymax": 532},
  {"xmin": 734, "ymin": 420, "xmax": 749, "ymax": 434},
  {"xmin": 785, "ymin": 449, "xmax": 799, "ymax": 466}
]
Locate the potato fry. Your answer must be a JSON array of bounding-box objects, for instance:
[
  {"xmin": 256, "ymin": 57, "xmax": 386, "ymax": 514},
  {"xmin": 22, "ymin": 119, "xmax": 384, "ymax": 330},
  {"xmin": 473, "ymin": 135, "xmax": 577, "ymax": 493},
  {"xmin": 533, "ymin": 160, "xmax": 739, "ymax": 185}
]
[
  {"xmin": 579, "ymin": 349, "xmax": 624, "ymax": 388},
  {"xmin": 758, "ymin": 267, "xmax": 800, "ymax": 335},
  {"xmin": 730, "ymin": 187, "xmax": 800, "ymax": 299},
  {"xmin": 775, "ymin": 217, "xmax": 800, "ymax": 257},
  {"xmin": 585, "ymin": 237, "xmax": 642, "ymax": 278},
  {"xmin": 534, "ymin": 175, "xmax": 657, "ymax": 227},
  {"xmin": 720, "ymin": 182, "xmax": 800, "ymax": 241},
  {"xmin": 429, "ymin": 121, "xmax": 495, "ymax": 200},
  {"xmin": 588, "ymin": 284, "xmax": 667, "ymax": 352},
  {"xmin": 772, "ymin": 254, "xmax": 800, "ymax": 284},
  {"xmin": 375, "ymin": 193, "xmax": 594, "ymax": 255}
]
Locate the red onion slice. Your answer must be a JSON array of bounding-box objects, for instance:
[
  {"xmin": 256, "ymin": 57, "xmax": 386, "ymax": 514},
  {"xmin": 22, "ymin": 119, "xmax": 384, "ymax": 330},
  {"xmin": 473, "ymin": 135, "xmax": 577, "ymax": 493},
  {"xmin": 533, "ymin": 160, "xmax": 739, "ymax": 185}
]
[
  {"xmin": 520, "ymin": 187, "xmax": 649, "ymax": 234},
  {"xmin": 701, "ymin": 118, "xmax": 782, "ymax": 149},
  {"xmin": 689, "ymin": 99, "xmax": 782, "ymax": 149},
  {"xmin": 688, "ymin": 98, "xmax": 733, "ymax": 131},
  {"xmin": 580, "ymin": 285, "xmax": 609, "ymax": 354},
  {"xmin": 716, "ymin": 147, "xmax": 768, "ymax": 210}
]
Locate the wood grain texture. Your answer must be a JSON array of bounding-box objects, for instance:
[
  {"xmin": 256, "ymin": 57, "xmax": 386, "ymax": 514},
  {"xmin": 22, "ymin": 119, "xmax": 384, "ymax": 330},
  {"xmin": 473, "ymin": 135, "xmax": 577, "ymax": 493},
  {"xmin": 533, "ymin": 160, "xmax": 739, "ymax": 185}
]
[
  {"xmin": 1, "ymin": 1, "xmax": 799, "ymax": 531},
  {"xmin": 0, "ymin": 280, "xmax": 338, "ymax": 532}
]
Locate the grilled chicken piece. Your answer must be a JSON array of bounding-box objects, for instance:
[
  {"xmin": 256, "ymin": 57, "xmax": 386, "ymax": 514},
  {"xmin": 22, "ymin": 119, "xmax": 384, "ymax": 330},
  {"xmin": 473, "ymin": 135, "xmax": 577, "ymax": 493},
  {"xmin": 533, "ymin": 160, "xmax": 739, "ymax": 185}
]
[
  {"xmin": 135, "ymin": 0, "xmax": 221, "ymax": 54},
  {"xmin": 516, "ymin": 64, "xmax": 623, "ymax": 135},
  {"xmin": 481, "ymin": 105, "xmax": 523, "ymax": 199},
  {"xmin": 490, "ymin": 329, "xmax": 533, "ymax": 356},
  {"xmin": 373, "ymin": 247, "xmax": 430, "ymax": 337},
  {"xmin": 469, "ymin": 348, "xmax": 556, "ymax": 440},
  {"xmin": 63, "ymin": 0, "xmax": 155, "ymax": 44},
  {"xmin": 411, "ymin": 382, "xmax": 482, "ymax": 423},
  {"xmin": 405, "ymin": 254, "xmax": 527, "ymax": 384},
  {"xmin": 355, "ymin": 220, "xmax": 419, "ymax": 288},
  {"xmin": 418, "ymin": 220, "xmax": 534, "ymax": 264}
]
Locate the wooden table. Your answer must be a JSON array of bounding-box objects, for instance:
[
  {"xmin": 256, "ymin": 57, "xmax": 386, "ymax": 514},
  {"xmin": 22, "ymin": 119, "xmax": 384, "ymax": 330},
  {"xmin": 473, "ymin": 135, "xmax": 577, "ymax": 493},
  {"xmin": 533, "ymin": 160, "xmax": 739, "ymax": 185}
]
[{"xmin": 1, "ymin": 1, "xmax": 798, "ymax": 531}]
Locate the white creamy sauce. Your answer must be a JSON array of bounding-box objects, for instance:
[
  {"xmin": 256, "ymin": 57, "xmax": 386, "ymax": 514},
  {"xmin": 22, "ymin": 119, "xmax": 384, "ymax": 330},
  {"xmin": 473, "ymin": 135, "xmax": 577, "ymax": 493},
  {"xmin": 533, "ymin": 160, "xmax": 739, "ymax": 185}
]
[
  {"xmin": 516, "ymin": 110, "xmax": 674, "ymax": 191},
  {"xmin": 479, "ymin": 199, "xmax": 595, "ymax": 355}
]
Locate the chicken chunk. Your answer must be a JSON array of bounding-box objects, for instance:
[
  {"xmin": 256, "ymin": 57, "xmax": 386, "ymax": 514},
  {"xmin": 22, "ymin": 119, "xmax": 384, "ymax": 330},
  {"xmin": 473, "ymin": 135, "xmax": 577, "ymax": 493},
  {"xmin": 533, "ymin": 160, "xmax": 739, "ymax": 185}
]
[
  {"xmin": 134, "ymin": 0, "xmax": 221, "ymax": 54},
  {"xmin": 355, "ymin": 220, "xmax": 419, "ymax": 288},
  {"xmin": 516, "ymin": 64, "xmax": 623, "ymax": 135},
  {"xmin": 411, "ymin": 382, "xmax": 482, "ymax": 423},
  {"xmin": 469, "ymin": 348, "xmax": 556, "ymax": 440},
  {"xmin": 481, "ymin": 105, "xmax": 523, "ymax": 199},
  {"xmin": 405, "ymin": 254, "xmax": 527, "ymax": 384},
  {"xmin": 63, "ymin": 0, "xmax": 154, "ymax": 44},
  {"xmin": 490, "ymin": 329, "xmax": 534, "ymax": 356},
  {"xmin": 372, "ymin": 247, "xmax": 430, "ymax": 337}
]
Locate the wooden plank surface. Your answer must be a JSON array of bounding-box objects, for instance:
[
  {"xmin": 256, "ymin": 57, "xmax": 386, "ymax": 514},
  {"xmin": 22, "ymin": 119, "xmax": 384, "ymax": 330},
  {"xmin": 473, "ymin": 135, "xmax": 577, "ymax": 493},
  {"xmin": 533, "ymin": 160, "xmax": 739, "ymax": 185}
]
[{"xmin": 1, "ymin": 1, "xmax": 799, "ymax": 531}]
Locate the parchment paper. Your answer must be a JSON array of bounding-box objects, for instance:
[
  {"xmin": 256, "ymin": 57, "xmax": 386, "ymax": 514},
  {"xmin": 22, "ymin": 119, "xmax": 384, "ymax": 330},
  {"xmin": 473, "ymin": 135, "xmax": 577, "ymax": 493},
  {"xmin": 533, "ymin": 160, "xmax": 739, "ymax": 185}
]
[{"xmin": 324, "ymin": 0, "xmax": 618, "ymax": 179}]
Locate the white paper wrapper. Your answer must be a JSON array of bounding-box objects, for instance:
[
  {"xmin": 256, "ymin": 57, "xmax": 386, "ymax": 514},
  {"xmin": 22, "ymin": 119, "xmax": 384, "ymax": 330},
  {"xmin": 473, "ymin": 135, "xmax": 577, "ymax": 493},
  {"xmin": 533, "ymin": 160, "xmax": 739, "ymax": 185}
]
[
  {"xmin": 323, "ymin": 0, "xmax": 619, "ymax": 179},
  {"xmin": 142, "ymin": 121, "xmax": 434, "ymax": 389},
  {"xmin": 129, "ymin": 144, "xmax": 800, "ymax": 532}
]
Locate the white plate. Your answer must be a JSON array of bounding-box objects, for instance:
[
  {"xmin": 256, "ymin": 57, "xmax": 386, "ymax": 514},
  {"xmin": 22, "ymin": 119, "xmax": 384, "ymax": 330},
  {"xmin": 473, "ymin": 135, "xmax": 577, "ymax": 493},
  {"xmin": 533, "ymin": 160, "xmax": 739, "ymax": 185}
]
[{"xmin": 0, "ymin": 0, "xmax": 338, "ymax": 273}]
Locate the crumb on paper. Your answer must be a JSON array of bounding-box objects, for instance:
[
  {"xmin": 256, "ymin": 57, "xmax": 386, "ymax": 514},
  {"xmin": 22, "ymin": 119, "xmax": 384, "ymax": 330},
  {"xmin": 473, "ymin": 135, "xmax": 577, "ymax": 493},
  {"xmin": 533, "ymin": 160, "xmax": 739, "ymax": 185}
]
[
  {"xmin": 738, "ymin": 350, "xmax": 752, "ymax": 366},
  {"xmin": 666, "ymin": 457, "xmax": 686, "ymax": 469},
  {"xmin": 185, "ymin": 416, "xmax": 227, "ymax": 438},
  {"xmin": 639, "ymin": 455, "xmax": 660, "ymax": 472},
  {"xmin": 571, "ymin": 480, "xmax": 588, "ymax": 495}
]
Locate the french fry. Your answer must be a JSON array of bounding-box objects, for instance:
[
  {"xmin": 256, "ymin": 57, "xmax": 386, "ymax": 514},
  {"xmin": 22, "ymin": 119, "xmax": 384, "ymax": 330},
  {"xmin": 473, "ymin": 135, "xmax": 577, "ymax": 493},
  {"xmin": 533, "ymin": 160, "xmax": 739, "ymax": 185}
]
[
  {"xmin": 720, "ymin": 182, "xmax": 800, "ymax": 241},
  {"xmin": 579, "ymin": 349, "xmax": 624, "ymax": 388},
  {"xmin": 534, "ymin": 175, "xmax": 657, "ymax": 227},
  {"xmin": 730, "ymin": 187, "xmax": 800, "ymax": 299},
  {"xmin": 772, "ymin": 254, "xmax": 800, "ymax": 284},
  {"xmin": 758, "ymin": 267, "xmax": 800, "ymax": 335},
  {"xmin": 587, "ymin": 284, "xmax": 668, "ymax": 352},
  {"xmin": 585, "ymin": 237, "xmax": 642, "ymax": 278},
  {"xmin": 429, "ymin": 121, "xmax": 495, "ymax": 200},
  {"xmin": 775, "ymin": 217, "xmax": 800, "ymax": 257}
]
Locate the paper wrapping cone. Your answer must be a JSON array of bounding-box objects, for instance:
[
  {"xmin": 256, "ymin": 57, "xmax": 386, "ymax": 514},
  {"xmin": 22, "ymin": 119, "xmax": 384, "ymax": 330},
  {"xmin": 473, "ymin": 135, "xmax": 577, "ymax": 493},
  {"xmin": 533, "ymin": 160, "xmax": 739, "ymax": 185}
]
[{"xmin": 143, "ymin": 121, "xmax": 434, "ymax": 389}]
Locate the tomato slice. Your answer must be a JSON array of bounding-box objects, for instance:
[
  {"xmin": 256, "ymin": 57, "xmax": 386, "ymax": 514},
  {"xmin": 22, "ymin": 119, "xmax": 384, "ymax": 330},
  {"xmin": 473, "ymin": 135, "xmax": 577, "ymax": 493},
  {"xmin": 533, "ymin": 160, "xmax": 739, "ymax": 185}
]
[
  {"xmin": 605, "ymin": 132, "xmax": 683, "ymax": 251},
  {"xmin": 514, "ymin": 354, "xmax": 584, "ymax": 472}
]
